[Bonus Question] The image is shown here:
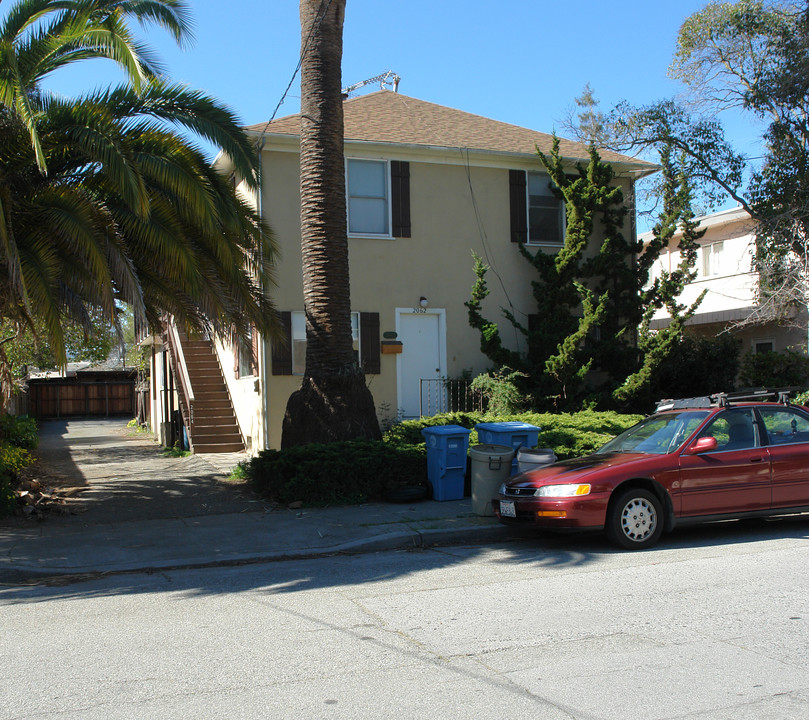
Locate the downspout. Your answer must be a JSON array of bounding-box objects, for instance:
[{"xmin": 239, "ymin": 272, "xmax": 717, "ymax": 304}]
[{"xmin": 257, "ymin": 137, "xmax": 270, "ymax": 451}]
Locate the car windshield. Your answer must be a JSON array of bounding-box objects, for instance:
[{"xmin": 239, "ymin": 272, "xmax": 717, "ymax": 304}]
[{"xmin": 598, "ymin": 411, "xmax": 710, "ymax": 455}]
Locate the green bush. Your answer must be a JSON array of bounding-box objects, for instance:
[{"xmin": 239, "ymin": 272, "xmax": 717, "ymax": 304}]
[
  {"xmin": 0, "ymin": 416, "xmax": 38, "ymax": 516},
  {"xmin": 245, "ymin": 438, "xmax": 427, "ymax": 506},
  {"xmin": 739, "ymin": 349, "xmax": 809, "ymax": 388},
  {"xmin": 0, "ymin": 415, "xmax": 38, "ymax": 451},
  {"xmin": 647, "ymin": 333, "xmax": 741, "ymax": 402},
  {"xmin": 0, "ymin": 442, "xmax": 32, "ymax": 515},
  {"xmin": 386, "ymin": 410, "xmax": 642, "ymax": 460},
  {"xmin": 469, "ymin": 368, "xmax": 528, "ymax": 415},
  {"xmin": 244, "ymin": 410, "xmax": 643, "ymax": 507}
]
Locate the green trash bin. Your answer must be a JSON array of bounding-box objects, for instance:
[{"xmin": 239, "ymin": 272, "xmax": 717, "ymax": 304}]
[{"xmin": 469, "ymin": 444, "xmax": 514, "ymax": 516}]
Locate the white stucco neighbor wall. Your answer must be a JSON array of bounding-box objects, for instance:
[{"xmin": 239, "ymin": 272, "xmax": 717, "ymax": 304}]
[{"xmin": 643, "ymin": 206, "xmax": 808, "ymax": 354}]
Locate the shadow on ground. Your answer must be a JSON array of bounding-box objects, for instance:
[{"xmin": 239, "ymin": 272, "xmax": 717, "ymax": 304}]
[
  {"xmin": 3, "ymin": 418, "xmax": 262, "ymax": 526},
  {"xmin": 3, "ymin": 418, "xmax": 809, "ymax": 603}
]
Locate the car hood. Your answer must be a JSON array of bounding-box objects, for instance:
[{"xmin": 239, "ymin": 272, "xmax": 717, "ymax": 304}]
[{"xmin": 506, "ymin": 452, "xmax": 652, "ymax": 488}]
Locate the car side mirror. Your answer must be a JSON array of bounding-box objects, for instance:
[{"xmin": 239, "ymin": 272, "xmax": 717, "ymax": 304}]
[{"xmin": 684, "ymin": 436, "xmax": 718, "ymax": 455}]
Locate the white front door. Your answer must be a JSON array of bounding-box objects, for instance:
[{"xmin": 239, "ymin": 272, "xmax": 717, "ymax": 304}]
[{"xmin": 397, "ymin": 309, "xmax": 446, "ymax": 418}]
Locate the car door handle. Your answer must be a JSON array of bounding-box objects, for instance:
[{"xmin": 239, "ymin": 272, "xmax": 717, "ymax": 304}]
[{"xmin": 749, "ymin": 456, "xmax": 765, "ymax": 463}]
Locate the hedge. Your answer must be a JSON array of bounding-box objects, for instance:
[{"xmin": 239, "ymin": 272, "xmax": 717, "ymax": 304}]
[
  {"xmin": 0, "ymin": 416, "xmax": 38, "ymax": 516},
  {"xmin": 245, "ymin": 410, "xmax": 643, "ymax": 507}
]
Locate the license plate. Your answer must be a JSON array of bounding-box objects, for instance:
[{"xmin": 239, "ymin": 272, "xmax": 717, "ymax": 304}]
[{"xmin": 500, "ymin": 500, "xmax": 516, "ymax": 518}]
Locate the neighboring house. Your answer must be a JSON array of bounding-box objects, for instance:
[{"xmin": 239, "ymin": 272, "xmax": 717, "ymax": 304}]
[
  {"xmin": 147, "ymin": 90, "xmax": 654, "ymax": 452},
  {"xmin": 643, "ymin": 206, "xmax": 808, "ymax": 354}
]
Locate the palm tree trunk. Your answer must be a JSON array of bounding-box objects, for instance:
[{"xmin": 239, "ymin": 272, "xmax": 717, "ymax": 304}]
[{"xmin": 282, "ymin": 0, "xmax": 380, "ymax": 447}]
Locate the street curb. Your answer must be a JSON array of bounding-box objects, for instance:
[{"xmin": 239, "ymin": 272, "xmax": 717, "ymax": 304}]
[{"xmin": 0, "ymin": 524, "xmax": 516, "ymax": 586}]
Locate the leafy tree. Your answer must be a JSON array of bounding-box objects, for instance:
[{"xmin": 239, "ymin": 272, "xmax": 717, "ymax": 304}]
[
  {"xmin": 613, "ymin": 145, "xmax": 707, "ymax": 405},
  {"xmin": 0, "ymin": 0, "xmax": 279, "ymax": 405},
  {"xmin": 468, "ymin": 138, "xmax": 703, "ymax": 411},
  {"xmin": 618, "ymin": 1, "xmax": 809, "ymax": 324},
  {"xmin": 560, "ymin": 83, "xmax": 612, "ymax": 148},
  {"xmin": 281, "ymin": 0, "xmax": 380, "ymax": 447},
  {"xmin": 0, "ymin": 313, "xmax": 118, "ymax": 376}
]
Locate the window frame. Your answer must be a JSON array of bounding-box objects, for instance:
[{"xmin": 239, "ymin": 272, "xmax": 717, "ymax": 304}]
[
  {"xmin": 701, "ymin": 240, "xmax": 725, "ymax": 277},
  {"xmin": 291, "ymin": 311, "xmax": 360, "ymax": 376},
  {"xmin": 758, "ymin": 406, "xmax": 809, "ymax": 447},
  {"xmin": 753, "ymin": 339, "xmax": 775, "ymax": 354},
  {"xmin": 695, "ymin": 408, "xmax": 760, "ymax": 452},
  {"xmin": 525, "ymin": 171, "xmax": 565, "ymax": 248},
  {"xmin": 346, "ymin": 158, "xmax": 392, "ymax": 238}
]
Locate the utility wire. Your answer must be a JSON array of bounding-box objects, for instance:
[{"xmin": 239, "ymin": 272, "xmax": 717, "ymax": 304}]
[
  {"xmin": 460, "ymin": 148, "xmax": 524, "ymax": 345},
  {"xmin": 256, "ymin": 0, "xmax": 334, "ymax": 140}
]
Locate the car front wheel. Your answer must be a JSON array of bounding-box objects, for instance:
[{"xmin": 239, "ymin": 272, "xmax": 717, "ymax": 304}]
[{"xmin": 606, "ymin": 488, "xmax": 664, "ymax": 550}]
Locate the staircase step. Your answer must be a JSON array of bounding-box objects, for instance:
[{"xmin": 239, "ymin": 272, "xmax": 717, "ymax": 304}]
[{"xmin": 192, "ymin": 420, "xmax": 240, "ymax": 431}]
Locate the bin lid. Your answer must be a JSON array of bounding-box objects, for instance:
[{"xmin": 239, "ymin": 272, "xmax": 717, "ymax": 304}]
[
  {"xmin": 469, "ymin": 443, "xmax": 514, "ymax": 460},
  {"xmin": 517, "ymin": 447, "xmax": 555, "ymax": 458},
  {"xmin": 474, "ymin": 421, "xmax": 541, "ymax": 432},
  {"xmin": 421, "ymin": 424, "xmax": 472, "ymax": 436}
]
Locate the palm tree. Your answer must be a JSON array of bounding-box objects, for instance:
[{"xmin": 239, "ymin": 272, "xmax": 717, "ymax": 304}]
[
  {"xmin": 0, "ymin": 0, "xmax": 191, "ymax": 172},
  {"xmin": 0, "ymin": 0, "xmax": 278, "ymax": 391},
  {"xmin": 281, "ymin": 0, "xmax": 380, "ymax": 447}
]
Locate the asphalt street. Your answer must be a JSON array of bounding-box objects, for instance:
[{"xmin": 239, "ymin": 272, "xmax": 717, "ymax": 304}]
[{"xmin": 3, "ymin": 516, "xmax": 809, "ymax": 719}]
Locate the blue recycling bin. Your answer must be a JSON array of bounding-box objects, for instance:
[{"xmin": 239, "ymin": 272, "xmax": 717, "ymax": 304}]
[
  {"xmin": 421, "ymin": 425, "xmax": 471, "ymax": 501},
  {"xmin": 474, "ymin": 421, "xmax": 540, "ymax": 473}
]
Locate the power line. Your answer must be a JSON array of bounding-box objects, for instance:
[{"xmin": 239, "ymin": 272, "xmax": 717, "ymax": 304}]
[{"xmin": 256, "ymin": 0, "xmax": 334, "ymax": 141}]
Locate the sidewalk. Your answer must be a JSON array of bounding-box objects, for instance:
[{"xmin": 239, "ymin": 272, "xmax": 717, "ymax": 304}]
[{"xmin": 0, "ymin": 419, "xmax": 513, "ymax": 584}]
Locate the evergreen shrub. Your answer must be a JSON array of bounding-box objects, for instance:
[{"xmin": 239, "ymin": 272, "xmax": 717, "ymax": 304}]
[
  {"xmin": 244, "ymin": 410, "xmax": 644, "ymax": 507},
  {"xmin": 739, "ymin": 349, "xmax": 809, "ymax": 388},
  {"xmin": 0, "ymin": 415, "xmax": 38, "ymax": 515},
  {"xmin": 245, "ymin": 439, "xmax": 427, "ymax": 506}
]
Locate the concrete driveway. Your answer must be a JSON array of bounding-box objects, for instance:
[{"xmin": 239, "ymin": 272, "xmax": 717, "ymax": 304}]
[{"xmin": 14, "ymin": 418, "xmax": 261, "ymax": 524}]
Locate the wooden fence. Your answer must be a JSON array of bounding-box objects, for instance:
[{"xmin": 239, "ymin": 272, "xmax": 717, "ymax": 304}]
[{"xmin": 26, "ymin": 373, "xmax": 136, "ymax": 419}]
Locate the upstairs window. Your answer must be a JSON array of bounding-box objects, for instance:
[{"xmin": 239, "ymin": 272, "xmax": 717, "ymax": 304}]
[
  {"xmin": 702, "ymin": 241, "xmax": 724, "ymax": 277},
  {"xmin": 346, "ymin": 159, "xmax": 411, "ymax": 238},
  {"xmin": 509, "ymin": 169, "xmax": 565, "ymax": 247},
  {"xmin": 527, "ymin": 172, "xmax": 564, "ymax": 246},
  {"xmin": 347, "ymin": 159, "xmax": 389, "ymax": 236}
]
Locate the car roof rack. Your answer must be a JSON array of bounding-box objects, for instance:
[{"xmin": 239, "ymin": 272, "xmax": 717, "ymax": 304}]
[{"xmin": 656, "ymin": 387, "xmax": 801, "ymax": 412}]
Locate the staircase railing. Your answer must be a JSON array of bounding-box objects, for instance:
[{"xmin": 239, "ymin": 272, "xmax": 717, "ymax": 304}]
[{"xmin": 164, "ymin": 316, "xmax": 195, "ymax": 432}]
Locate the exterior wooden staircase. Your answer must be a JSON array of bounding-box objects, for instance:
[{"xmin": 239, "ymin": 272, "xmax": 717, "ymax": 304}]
[{"xmin": 166, "ymin": 328, "xmax": 245, "ymax": 454}]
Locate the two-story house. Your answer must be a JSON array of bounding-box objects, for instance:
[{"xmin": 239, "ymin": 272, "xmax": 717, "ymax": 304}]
[
  {"xmin": 644, "ymin": 206, "xmax": 808, "ymax": 355},
  {"xmin": 147, "ymin": 90, "xmax": 654, "ymax": 452}
]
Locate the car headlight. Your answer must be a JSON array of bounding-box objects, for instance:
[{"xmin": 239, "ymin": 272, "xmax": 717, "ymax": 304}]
[
  {"xmin": 534, "ymin": 484, "xmax": 591, "ymax": 497},
  {"xmin": 498, "ymin": 482, "xmax": 507, "ymax": 495}
]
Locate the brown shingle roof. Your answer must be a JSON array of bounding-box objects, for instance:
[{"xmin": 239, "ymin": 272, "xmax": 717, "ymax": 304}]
[{"xmin": 245, "ymin": 90, "xmax": 653, "ymax": 171}]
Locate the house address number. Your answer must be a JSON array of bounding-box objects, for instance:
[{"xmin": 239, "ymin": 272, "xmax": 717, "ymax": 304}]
[{"xmin": 411, "ymin": 307, "xmax": 427, "ymax": 314}]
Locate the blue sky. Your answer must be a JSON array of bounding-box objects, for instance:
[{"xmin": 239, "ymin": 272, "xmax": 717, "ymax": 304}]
[{"xmin": 36, "ymin": 0, "xmax": 762, "ymax": 212}]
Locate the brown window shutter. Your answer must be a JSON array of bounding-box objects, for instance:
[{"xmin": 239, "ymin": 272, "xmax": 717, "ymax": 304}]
[
  {"xmin": 250, "ymin": 326, "xmax": 259, "ymax": 375},
  {"xmin": 509, "ymin": 169, "xmax": 527, "ymax": 244},
  {"xmin": 360, "ymin": 312, "xmax": 380, "ymax": 375},
  {"xmin": 391, "ymin": 161, "xmax": 411, "ymax": 238},
  {"xmin": 271, "ymin": 311, "xmax": 293, "ymax": 375}
]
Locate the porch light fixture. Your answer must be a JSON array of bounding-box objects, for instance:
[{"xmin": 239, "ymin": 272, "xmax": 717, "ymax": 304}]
[{"xmin": 419, "ymin": 297, "xmax": 428, "ymax": 308}]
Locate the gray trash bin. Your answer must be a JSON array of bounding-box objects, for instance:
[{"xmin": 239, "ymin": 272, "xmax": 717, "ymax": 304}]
[
  {"xmin": 517, "ymin": 447, "xmax": 556, "ymax": 474},
  {"xmin": 469, "ymin": 444, "xmax": 514, "ymax": 516}
]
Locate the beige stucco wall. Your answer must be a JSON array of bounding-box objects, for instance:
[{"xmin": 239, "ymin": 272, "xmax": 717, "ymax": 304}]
[{"xmin": 245, "ymin": 140, "xmax": 637, "ymax": 449}]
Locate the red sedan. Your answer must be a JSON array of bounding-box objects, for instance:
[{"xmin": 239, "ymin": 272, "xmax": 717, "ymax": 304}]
[{"xmin": 493, "ymin": 394, "xmax": 809, "ymax": 549}]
